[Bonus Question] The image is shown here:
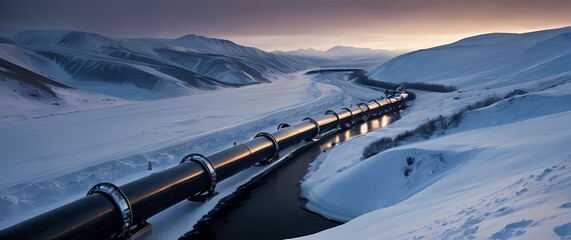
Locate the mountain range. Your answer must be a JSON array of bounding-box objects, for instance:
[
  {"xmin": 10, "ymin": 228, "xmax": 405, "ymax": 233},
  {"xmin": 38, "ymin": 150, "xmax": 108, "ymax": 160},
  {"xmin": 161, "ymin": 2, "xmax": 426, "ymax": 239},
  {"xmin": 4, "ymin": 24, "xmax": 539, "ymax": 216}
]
[
  {"xmin": 276, "ymin": 46, "xmax": 404, "ymax": 68},
  {"xmin": 0, "ymin": 30, "xmax": 329, "ymax": 100}
]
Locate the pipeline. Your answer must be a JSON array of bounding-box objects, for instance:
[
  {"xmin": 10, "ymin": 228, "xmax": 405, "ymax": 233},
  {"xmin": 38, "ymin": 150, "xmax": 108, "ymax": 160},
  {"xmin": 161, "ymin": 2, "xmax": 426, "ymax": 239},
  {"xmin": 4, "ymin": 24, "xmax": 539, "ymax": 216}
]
[{"xmin": 0, "ymin": 90, "xmax": 410, "ymax": 239}]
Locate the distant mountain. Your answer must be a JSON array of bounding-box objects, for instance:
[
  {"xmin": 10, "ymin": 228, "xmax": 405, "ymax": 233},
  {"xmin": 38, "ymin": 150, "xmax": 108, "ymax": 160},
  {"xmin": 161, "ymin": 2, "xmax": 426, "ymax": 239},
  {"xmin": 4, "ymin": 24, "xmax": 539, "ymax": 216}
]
[
  {"xmin": 0, "ymin": 29, "xmax": 313, "ymax": 100},
  {"xmin": 276, "ymin": 46, "xmax": 404, "ymax": 68},
  {"xmin": 326, "ymin": 46, "xmax": 400, "ymax": 58},
  {"xmin": 283, "ymin": 48, "xmax": 325, "ymax": 57},
  {"xmin": 368, "ymin": 27, "xmax": 571, "ymax": 88}
]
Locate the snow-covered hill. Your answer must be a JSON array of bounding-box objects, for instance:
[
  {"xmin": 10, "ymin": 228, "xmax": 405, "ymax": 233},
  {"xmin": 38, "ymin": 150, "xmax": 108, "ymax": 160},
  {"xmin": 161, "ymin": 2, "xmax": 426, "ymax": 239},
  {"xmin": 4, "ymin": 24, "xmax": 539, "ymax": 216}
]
[
  {"xmin": 0, "ymin": 29, "xmax": 331, "ymax": 122},
  {"xmin": 369, "ymin": 27, "xmax": 571, "ymax": 88},
  {"xmin": 299, "ymin": 27, "xmax": 571, "ymax": 239},
  {"xmin": 0, "ymin": 29, "xmax": 317, "ymax": 102},
  {"xmin": 2, "ymin": 25, "xmax": 570, "ymax": 239}
]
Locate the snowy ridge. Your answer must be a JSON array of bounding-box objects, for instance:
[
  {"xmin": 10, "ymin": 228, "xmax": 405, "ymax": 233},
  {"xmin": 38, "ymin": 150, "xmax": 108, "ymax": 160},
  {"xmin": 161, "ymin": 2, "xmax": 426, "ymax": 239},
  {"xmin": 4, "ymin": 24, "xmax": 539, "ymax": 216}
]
[
  {"xmin": 1, "ymin": 25, "xmax": 570, "ymax": 239},
  {"xmin": 298, "ymin": 27, "xmax": 571, "ymax": 240},
  {"xmin": 0, "ymin": 28, "xmax": 330, "ymax": 122},
  {"xmin": 0, "ymin": 29, "xmax": 316, "ymax": 102},
  {"xmin": 368, "ymin": 26, "xmax": 571, "ymax": 88},
  {"xmin": 0, "ymin": 73, "xmax": 364, "ymax": 233},
  {"xmin": 300, "ymin": 96, "xmax": 571, "ymax": 238}
]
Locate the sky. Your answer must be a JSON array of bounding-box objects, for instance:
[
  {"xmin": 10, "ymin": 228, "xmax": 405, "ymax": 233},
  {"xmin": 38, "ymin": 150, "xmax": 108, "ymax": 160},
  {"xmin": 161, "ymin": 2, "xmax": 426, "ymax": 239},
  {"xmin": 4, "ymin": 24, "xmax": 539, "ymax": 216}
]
[{"xmin": 1, "ymin": 0, "xmax": 570, "ymax": 51}]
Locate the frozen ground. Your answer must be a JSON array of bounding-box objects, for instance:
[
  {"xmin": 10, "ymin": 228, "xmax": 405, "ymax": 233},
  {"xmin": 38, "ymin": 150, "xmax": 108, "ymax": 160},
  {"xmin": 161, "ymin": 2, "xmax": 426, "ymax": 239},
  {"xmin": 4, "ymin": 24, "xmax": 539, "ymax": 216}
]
[
  {"xmin": 298, "ymin": 28, "xmax": 571, "ymax": 240},
  {"xmin": 0, "ymin": 71, "xmax": 383, "ymax": 238},
  {"xmin": 300, "ymin": 77, "xmax": 571, "ymax": 239},
  {"xmin": 2, "ymin": 27, "xmax": 570, "ymax": 240}
]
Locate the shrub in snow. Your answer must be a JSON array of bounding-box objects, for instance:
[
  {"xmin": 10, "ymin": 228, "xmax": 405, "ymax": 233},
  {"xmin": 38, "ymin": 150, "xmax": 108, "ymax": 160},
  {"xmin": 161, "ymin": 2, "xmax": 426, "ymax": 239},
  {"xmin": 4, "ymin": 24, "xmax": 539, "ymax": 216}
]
[
  {"xmin": 465, "ymin": 95, "xmax": 503, "ymax": 111},
  {"xmin": 406, "ymin": 157, "xmax": 416, "ymax": 165},
  {"xmin": 361, "ymin": 94, "xmax": 513, "ymax": 159},
  {"xmin": 503, "ymin": 89, "xmax": 527, "ymax": 99},
  {"xmin": 351, "ymin": 71, "xmax": 458, "ymax": 93},
  {"xmin": 447, "ymin": 111, "xmax": 464, "ymax": 128},
  {"xmin": 403, "ymin": 167, "xmax": 413, "ymax": 177},
  {"xmin": 362, "ymin": 137, "xmax": 394, "ymax": 159}
]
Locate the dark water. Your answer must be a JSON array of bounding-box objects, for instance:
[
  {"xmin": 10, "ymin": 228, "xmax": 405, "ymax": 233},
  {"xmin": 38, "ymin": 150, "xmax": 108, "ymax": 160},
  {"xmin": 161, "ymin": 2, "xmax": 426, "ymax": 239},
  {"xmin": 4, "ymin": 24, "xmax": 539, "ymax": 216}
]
[{"xmin": 183, "ymin": 114, "xmax": 396, "ymax": 240}]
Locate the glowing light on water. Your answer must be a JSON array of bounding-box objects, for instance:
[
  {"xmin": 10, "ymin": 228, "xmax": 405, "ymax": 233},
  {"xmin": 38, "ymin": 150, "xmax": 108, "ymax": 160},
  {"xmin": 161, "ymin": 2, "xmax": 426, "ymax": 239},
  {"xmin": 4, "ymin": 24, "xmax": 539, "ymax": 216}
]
[
  {"xmin": 344, "ymin": 130, "xmax": 351, "ymax": 140},
  {"xmin": 381, "ymin": 115, "xmax": 392, "ymax": 128},
  {"xmin": 331, "ymin": 135, "xmax": 340, "ymax": 147},
  {"xmin": 359, "ymin": 122, "xmax": 369, "ymax": 134},
  {"xmin": 369, "ymin": 118, "xmax": 380, "ymax": 130}
]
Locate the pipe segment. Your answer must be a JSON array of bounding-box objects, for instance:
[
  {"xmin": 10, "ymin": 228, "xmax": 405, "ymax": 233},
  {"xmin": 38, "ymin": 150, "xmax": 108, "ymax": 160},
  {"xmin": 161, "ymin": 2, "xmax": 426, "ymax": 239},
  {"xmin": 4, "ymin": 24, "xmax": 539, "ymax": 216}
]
[{"xmin": 0, "ymin": 93, "xmax": 409, "ymax": 239}]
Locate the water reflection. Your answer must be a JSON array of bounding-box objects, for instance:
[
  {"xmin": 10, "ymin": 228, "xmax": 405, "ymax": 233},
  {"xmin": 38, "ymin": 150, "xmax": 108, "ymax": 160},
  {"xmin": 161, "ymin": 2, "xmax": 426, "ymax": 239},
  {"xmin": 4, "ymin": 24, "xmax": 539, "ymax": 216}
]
[
  {"xmin": 369, "ymin": 118, "xmax": 380, "ymax": 130},
  {"xmin": 359, "ymin": 121, "xmax": 369, "ymax": 134},
  {"xmin": 330, "ymin": 135, "xmax": 340, "ymax": 148},
  {"xmin": 381, "ymin": 115, "xmax": 391, "ymax": 128},
  {"xmin": 344, "ymin": 130, "xmax": 351, "ymax": 140},
  {"xmin": 320, "ymin": 114, "xmax": 396, "ymax": 153},
  {"xmin": 184, "ymin": 113, "xmax": 400, "ymax": 240}
]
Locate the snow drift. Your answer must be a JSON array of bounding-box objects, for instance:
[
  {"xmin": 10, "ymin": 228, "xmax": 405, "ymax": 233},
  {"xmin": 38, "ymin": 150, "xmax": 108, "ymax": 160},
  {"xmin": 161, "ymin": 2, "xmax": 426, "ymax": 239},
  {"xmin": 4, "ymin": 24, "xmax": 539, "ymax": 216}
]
[
  {"xmin": 368, "ymin": 27, "xmax": 571, "ymax": 88},
  {"xmin": 300, "ymin": 27, "xmax": 571, "ymax": 239}
]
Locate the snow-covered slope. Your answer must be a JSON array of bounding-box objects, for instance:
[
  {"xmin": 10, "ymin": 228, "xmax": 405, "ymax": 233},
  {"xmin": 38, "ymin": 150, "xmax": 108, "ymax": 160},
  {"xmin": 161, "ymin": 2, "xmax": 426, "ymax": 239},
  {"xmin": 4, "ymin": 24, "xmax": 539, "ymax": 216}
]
[
  {"xmin": 300, "ymin": 80, "xmax": 571, "ymax": 239},
  {"xmin": 0, "ymin": 72, "xmax": 345, "ymax": 227},
  {"xmin": 369, "ymin": 27, "xmax": 571, "ymax": 88},
  {"xmin": 299, "ymin": 27, "xmax": 571, "ymax": 240},
  {"xmin": 0, "ymin": 38, "xmax": 136, "ymax": 123},
  {"xmin": 0, "ymin": 29, "xmax": 315, "ymax": 102}
]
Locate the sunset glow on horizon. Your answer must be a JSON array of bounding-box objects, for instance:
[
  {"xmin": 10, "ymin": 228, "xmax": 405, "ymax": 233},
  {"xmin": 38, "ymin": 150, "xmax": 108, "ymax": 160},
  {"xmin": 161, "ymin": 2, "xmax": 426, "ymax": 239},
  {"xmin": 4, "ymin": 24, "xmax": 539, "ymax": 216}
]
[{"xmin": 1, "ymin": 0, "xmax": 570, "ymax": 51}]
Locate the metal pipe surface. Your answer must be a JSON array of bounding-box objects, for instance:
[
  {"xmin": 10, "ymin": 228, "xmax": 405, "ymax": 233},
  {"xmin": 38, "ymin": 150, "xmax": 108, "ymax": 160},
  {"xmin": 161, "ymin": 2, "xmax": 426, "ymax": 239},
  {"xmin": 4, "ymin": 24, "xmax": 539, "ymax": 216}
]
[
  {"xmin": 0, "ymin": 93, "xmax": 410, "ymax": 239},
  {"xmin": 0, "ymin": 194, "xmax": 122, "ymax": 239},
  {"xmin": 313, "ymin": 114, "xmax": 338, "ymax": 133}
]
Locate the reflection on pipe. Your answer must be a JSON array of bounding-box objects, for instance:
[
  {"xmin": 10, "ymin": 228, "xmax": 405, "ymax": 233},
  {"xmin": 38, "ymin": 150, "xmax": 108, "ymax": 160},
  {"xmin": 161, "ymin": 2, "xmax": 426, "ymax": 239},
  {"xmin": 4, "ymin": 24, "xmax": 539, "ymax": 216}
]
[{"xmin": 0, "ymin": 90, "xmax": 410, "ymax": 239}]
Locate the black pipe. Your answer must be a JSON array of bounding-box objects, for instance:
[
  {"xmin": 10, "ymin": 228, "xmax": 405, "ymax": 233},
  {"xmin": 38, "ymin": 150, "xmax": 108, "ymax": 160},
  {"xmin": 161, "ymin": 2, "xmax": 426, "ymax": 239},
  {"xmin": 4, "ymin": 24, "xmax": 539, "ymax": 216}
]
[
  {"xmin": 350, "ymin": 105, "xmax": 365, "ymax": 121},
  {"xmin": 367, "ymin": 101, "xmax": 381, "ymax": 116},
  {"xmin": 324, "ymin": 110, "xmax": 341, "ymax": 129},
  {"xmin": 272, "ymin": 126, "xmax": 303, "ymax": 147},
  {"xmin": 312, "ymin": 114, "xmax": 338, "ymax": 134},
  {"xmin": 0, "ymin": 93, "xmax": 409, "ymax": 239},
  {"xmin": 0, "ymin": 194, "xmax": 121, "ymax": 239},
  {"xmin": 338, "ymin": 108, "xmax": 355, "ymax": 127},
  {"xmin": 121, "ymin": 162, "xmax": 209, "ymax": 223},
  {"xmin": 295, "ymin": 120, "xmax": 320, "ymax": 140}
]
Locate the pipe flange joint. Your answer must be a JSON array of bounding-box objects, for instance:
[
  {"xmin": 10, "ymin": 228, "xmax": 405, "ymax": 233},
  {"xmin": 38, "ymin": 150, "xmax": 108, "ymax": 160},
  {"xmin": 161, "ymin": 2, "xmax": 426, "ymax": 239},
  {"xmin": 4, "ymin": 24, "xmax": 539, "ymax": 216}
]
[
  {"xmin": 372, "ymin": 100, "xmax": 382, "ymax": 115},
  {"xmin": 277, "ymin": 123, "xmax": 290, "ymax": 130},
  {"xmin": 342, "ymin": 107, "xmax": 356, "ymax": 125},
  {"xmin": 325, "ymin": 110, "xmax": 340, "ymax": 128},
  {"xmin": 87, "ymin": 182, "xmax": 132, "ymax": 238},
  {"xmin": 302, "ymin": 117, "xmax": 320, "ymax": 138},
  {"xmin": 180, "ymin": 153, "xmax": 217, "ymax": 201},
  {"xmin": 254, "ymin": 132, "xmax": 280, "ymax": 162},
  {"xmin": 357, "ymin": 103, "xmax": 371, "ymax": 119},
  {"xmin": 357, "ymin": 103, "xmax": 370, "ymax": 112}
]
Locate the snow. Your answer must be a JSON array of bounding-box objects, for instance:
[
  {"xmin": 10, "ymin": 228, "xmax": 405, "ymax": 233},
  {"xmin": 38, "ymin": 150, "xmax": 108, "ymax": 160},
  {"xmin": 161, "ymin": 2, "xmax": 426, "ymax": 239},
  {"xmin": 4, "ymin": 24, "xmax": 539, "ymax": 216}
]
[
  {"xmin": 299, "ymin": 107, "xmax": 571, "ymax": 239},
  {"xmin": 0, "ymin": 28, "xmax": 320, "ymax": 101},
  {"xmin": 1, "ymin": 26, "xmax": 571, "ymax": 240},
  {"xmin": 297, "ymin": 27, "xmax": 571, "ymax": 240},
  {"xmin": 0, "ymin": 71, "xmax": 375, "ymax": 235},
  {"xmin": 368, "ymin": 27, "xmax": 571, "ymax": 88},
  {"xmin": 0, "ymin": 74, "xmax": 313, "ymax": 188}
]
